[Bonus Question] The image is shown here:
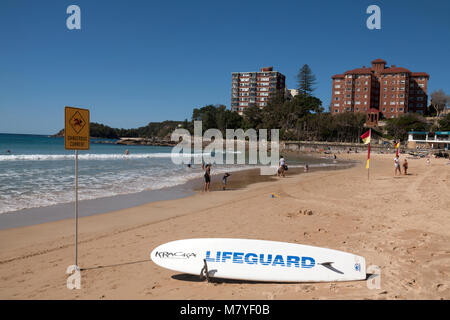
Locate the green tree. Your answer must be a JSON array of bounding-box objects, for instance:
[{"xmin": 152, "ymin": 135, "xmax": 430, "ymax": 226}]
[
  {"xmin": 296, "ymin": 64, "xmax": 317, "ymax": 95},
  {"xmin": 385, "ymin": 114, "xmax": 429, "ymax": 141},
  {"xmin": 438, "ymin": 113, "xmax": 450, "ymax": 131}
]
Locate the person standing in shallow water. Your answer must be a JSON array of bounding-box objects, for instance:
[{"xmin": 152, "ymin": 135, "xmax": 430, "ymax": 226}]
[{"xmin": 204, "ymin": 164, "xmax": 211, "ymax": 192}]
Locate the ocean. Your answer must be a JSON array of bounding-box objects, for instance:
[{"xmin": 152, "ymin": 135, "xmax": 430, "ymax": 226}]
[{"xmin": 0, "ymin": 133, "xmax": 337, "ymax": 215}]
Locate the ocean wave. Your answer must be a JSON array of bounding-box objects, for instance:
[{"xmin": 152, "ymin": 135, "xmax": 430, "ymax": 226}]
[
  {"xmin": 0, "ymin": 163, "xmax": 257, "ymax": 214},
  {"xmin": 0, "ymin": 151, "xmax": 241, "ymax": 161}
]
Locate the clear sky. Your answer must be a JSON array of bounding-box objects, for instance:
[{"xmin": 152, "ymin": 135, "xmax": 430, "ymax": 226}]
[{"xmin": 1, "ymin": 0, "xmax": 449, "ymax": 134}]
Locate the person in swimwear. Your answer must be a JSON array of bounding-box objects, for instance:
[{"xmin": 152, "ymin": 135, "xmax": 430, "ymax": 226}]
[{"xmin": 204, "ymin": 164, "xmax": 211, "ymax": 192}]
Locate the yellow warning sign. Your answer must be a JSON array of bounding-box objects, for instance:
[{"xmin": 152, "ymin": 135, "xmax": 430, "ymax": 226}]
[{"xmin": 65, "ymin": 106, "xmax": 90, "ymax": 150}]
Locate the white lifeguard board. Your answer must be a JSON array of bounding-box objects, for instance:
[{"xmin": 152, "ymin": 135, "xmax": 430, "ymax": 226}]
[{"xmin": 150, "ymin": 238, "xmax": 366, "ymax": 282}]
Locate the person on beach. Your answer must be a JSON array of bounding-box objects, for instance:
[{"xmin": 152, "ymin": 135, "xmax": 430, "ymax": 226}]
[
  {"xmin": 222, "ymin": 172, "xmax": 230, "ymax": 190},
  {"xmin": 125, "ymin": 149, "xmax": 129, "ymax": 155},
  {"xmin": 204, "ymin": 164, "xmax": 211, "ymax": 192},
  {"xmin": 278, "ymin": 156, "xmax": 286, "ymax": 177},
  {"xmin": 304, "ymin": 164, "xmax": 309, "ymax": 172},
  {"xmin": 394, "ymin": 155, "xmax": 402, "ymax": 176},
  {"xmin": 403, "ymin": 159, "xmax": 408, "ymax": 175}
]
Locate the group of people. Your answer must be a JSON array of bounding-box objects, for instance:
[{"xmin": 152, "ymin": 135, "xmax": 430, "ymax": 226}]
[
  {"xmin": 394, "ymin": 155, "xmax": 408, "ymax": 175},
  {"xmin": 202, "ymin": 162, "xmax": 231, "ymax": 192}
]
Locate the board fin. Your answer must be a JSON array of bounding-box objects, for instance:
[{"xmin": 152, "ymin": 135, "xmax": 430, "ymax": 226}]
[{"xmin": 319, "ymin": 262, "xmax": 344, "ymax": 274}]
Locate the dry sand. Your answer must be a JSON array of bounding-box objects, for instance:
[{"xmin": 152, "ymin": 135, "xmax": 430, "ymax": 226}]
[{"xmin": 0, "ymin": 153, "xmax": 449, "ymax": 300}]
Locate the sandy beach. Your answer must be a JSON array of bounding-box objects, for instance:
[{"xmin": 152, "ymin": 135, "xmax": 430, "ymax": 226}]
[{"xmin": 0, "ymin": 153, "xmax": 449, "ymax": 300}]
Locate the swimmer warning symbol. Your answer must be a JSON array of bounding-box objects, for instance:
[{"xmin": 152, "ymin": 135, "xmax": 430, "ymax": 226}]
[{"xmin": 65, "ymin": 106, "xmax": 90, "ymax": 150}]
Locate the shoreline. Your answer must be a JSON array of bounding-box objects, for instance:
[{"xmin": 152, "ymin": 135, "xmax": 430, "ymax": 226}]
[{"xmin": 0, "ymin": 153, "xmax": 351, "ymax": 230}]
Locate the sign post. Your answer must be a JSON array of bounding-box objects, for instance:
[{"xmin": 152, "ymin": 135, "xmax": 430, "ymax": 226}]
[{"xmin": 65, "ymin": 106, "xmax": 90, "ymax": 268}]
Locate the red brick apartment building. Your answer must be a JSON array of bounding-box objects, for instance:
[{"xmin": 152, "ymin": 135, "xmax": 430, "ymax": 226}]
[
  {"xmin": 331, "ymin": 59, "xmax": 429, "ymax": 124},
  {"xmin": 231, "ymin": 67, "xmax": 286, "ymax": 115}
]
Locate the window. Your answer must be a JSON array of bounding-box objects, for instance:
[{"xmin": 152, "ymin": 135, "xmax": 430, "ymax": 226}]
[
  {"xmin": 364, "ymin": 88, "xmax": 368, "ymax": 91},
  {"xmin": 398, "ymin": 108, "xmax": 403, "ymax": 112},
  {"xmin": 334, "ymin": 109, "xmax": 339, "ymax": 113},
  {"xmin": 335, "ymin": 97, "xmax": 339, "ymax": 101},
  {"xmin": 334, "ymin": 103, "xmax": 340, "ymax": 106},
  {"xmin": 346, "ymin": 101, "xmax": 351, "ymax": 105},
  {"xmin": 382, "ymin": 108, "xmax": 386, "ymax": 112},
  {"xmin": 356, "ymin": 108, "xmax": 359, "ymax": 111},
  {"xmin": 390, "ymin": 108, "xmax": 394, "ymax": 112},
  {"xmin": 384, "ymin": 81, "xmax": 387, "ymax": 85},
  {"xmin": 335, "ymin": 91, "xmax": 341, "ymax": 94},
  {"xmin": 335, "ymin": 85, "xmax": 341, "ymax": 88},
  {"xmin": 419, "ymin": 84, "xmax": 424, "ymax": 88},
  {"xmin": 335, "ymin": 79, "xmax": 341, "ymax": 82},
  {"xmin": 355, "ymin": 101, "xmax": 361, "ymax": 105}
]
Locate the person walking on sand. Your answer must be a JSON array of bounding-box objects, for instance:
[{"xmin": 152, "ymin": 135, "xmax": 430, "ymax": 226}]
[
  {"xmin": 403, "ymin": 158, "xmax": 408, "ymax": 175},
  {"xmin": 204, "ymin": 164, "xmax": 211, "ymax": 192},
  {"xmin": 394, "ymin": 155, "xmax": 402, "ymax": 176}
]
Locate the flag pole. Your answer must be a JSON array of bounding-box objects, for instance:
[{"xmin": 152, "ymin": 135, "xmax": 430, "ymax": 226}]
[{"xmin": 368, "ymin": 129, "xmax": 371, "ymax": 181}]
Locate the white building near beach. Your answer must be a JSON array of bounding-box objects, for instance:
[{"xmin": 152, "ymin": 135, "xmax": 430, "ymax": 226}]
[{"xmin": 407, "ymin": 131, "xmax": 450, "ymax": 150}]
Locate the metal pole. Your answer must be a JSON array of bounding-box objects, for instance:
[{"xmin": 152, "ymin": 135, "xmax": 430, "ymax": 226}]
[{"xmin": 75, "ymin": 150, "xmax": 78, "ymax": 267}]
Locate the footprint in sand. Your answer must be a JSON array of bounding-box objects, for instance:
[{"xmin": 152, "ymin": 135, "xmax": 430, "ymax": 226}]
[{"xmin": 436, "ymin": 284, "xmax": 447, "ymax": 292}]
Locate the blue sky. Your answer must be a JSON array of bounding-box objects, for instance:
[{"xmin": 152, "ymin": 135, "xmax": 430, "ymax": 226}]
[{"xmin": 1, "ymin": 0, "xmax": 449, "ymax": 134}]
